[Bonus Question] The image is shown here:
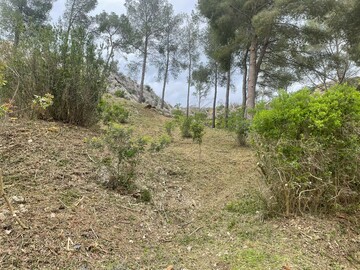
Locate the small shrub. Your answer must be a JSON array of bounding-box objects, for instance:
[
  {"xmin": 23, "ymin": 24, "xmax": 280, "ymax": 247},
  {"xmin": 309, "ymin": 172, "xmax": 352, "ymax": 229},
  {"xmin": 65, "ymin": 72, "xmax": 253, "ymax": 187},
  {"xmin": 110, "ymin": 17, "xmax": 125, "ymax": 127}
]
[
  {"xmin": 31, "ymin": 93, "xmax": 54, "ymax": 119},
  {"xmin": 164, "ymin": 120, "xmax": 176, "ymax": 137},
  {"xmin": 180, "ymin": 117, "xmax": 193, "ymax": 138},
  {"xmin": 150, "ymin": 134, "xmax": 171, "ymax": 152},
  {"xmin": 145, "ymin": 85, "xmax": 152, "ymax": 92},
  {"xmin": 114, "ymin": 89, "xmax": 126, "ymax": 98},
  {"xmin": 90, "ymin": 123, "xmax": 146, "ymax": 192},
  {"xmin": 0, "ymin": 101, "xmax": 13, "ymax": 118},
  {"xmin": 191, "ymin": 121, "xmax": 205, "ymax": 145},
  {"xmin": 172, "ymin": 108, "xmax": 184, "ymax": 120},
  {"xmin": 97, "ymin": 98, "xmax": 129, "ymax": 124},
  {"xmin": 139, "ymin": 189, "xmax": 152, "ymax": 203},
  {"xmin": 235, "ymin": 118, "xmax": 250, "ymax": 146}
]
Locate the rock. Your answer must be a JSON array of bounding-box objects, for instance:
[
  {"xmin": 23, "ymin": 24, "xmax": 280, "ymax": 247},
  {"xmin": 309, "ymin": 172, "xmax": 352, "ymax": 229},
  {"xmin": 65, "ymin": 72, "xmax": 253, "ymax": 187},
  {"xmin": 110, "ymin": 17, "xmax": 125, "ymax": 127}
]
[
  {"xmin": 0, "ymin": 213, "xmax": 6, "ymax": 221},
  {"xmin": 107, "ymin": 72, "xmax": 172, "ymax": 114},
  {"xmin": 12, "ymin": 196, "xmax": 25, "ymax": 204}
]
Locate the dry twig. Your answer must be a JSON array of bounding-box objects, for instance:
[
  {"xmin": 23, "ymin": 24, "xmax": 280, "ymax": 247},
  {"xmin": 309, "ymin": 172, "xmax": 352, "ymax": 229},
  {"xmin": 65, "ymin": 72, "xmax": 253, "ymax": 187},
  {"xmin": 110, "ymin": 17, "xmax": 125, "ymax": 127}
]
[{"xmin": 0, "ymin": 170, "xmax": 29, "ymax": 229}]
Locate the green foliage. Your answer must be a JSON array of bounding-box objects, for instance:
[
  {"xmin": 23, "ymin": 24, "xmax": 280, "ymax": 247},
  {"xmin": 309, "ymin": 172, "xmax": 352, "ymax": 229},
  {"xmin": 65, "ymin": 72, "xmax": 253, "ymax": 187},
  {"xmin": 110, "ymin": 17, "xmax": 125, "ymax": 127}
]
[
  {"xmin": 180, "ymin": 116, "xmax": 193, "ymax": 138},
  {"xmin": 190, "ymin": 120, "xmax": 205, "ymax": 145},
  {"xmin": 0, "ymin": 102, "xmax": 13, "ymax": 118},
  {"xmin": 251, "ymin": 84, "xmax": 360, "ymax": 214},
  {"xmin": 235, "ymin": 118, "xmax": 250, "ymax": 146},
  {"xmin": 171, "ymin": 108, "xmax": 184, "ymax": 120},
  {"xmin": 217, "ymin": 107, "xmax": 250, "ymax": 146},
  {"xmin": 31, "ymin": 93, "xmax": 54, "ymax": 119},
  {"xmin": 138, "ymin": 188, "xmax": 152, "ymax": 203},
  {"xmin": 230, "ymin": 248, "xmax": 283, "ymax": 270},
  {"xmin": 0, "ymin": 0, "xmax": 54, "ymax": 46},
  {"xmin": 32, "ymin": 93, "xmax": 54, "ymax": 110},
  {"xmin": 193, "ymin": 111, "xmax": 208, "ymax": 123},
  {"xmin": 0, "ymin": 62, "xmax": 6, "ymax": 87},
  {"xmin": 225, "ymin": 192, "xmax": 267, "ymax": 215},
  {"xmin": 0, "ymin": 25, "xmax": 106, "ymax": 125},
  {"xmin": 114, "ymin": 89, "xmax": 126, "ymax": 98},
  {"xmin": 164, "ymin": 120, "xmax": 176, "ymax": 137},
  {"xmin": 150, "ymin": 134, "xmax": 171, "ymax": 152},
  {"xmin": 97, "ymin": 98, "xmax": 129, "ymax": 124},
  {"xmin": 96, "ymin": 122, "xmax": 146, "ymax": 191}
]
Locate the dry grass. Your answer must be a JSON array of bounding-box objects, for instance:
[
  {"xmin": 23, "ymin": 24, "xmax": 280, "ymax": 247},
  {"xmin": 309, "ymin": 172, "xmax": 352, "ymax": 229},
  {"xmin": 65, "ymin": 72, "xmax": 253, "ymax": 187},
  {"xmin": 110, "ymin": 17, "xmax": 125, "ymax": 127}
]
[{"xmin": 0, "ymin": 100, "xmax": 359, "ymax": 269}]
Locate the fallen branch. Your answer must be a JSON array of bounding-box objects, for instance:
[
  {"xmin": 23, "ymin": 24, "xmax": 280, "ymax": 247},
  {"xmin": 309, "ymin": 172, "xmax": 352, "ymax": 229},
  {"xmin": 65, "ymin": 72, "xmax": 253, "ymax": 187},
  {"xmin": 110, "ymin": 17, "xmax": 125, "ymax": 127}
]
[
  {"xmin": 0, "ymin": 170, "xmax": 29, "ymax": 229},
  {"xmin": 189, "ymin": 226, "xmax": 202, "ymax": 236}
]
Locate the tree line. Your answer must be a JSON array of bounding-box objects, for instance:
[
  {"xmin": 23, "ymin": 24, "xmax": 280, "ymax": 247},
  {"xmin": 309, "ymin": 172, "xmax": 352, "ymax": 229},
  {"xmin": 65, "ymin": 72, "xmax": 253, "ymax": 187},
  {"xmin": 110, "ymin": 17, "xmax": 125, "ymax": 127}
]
[
  {"xmin": 0, "ymin": 0, "xmax": 360, "ymax": 126},
  {"xmin": 198, "ymin": 0, "xmax": 360, "ymax": 121}
]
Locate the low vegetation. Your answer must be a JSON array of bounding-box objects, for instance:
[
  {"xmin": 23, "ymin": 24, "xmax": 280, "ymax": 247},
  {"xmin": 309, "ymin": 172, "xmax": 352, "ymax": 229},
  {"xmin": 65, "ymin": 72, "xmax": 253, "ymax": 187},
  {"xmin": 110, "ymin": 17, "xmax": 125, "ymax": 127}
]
[{"xmin": 251, "ymin": 84, "xmax": 360, "ymax": 215}]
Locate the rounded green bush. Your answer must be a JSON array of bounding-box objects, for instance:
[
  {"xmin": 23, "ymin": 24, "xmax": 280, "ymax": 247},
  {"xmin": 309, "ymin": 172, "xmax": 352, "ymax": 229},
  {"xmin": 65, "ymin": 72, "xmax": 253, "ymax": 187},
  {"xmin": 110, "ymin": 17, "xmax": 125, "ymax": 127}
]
[{"xmin": 251, "ymin": 84, "xmax": 360, "ymax": 214}]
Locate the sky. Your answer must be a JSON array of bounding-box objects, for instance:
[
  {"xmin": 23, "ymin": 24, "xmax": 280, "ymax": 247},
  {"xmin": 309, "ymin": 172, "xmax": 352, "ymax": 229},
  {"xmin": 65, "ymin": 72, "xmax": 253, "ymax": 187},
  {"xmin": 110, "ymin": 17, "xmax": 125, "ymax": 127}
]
[{"xmin": 50, "ymin": 0, "xmax": 242, "ymax": 107}]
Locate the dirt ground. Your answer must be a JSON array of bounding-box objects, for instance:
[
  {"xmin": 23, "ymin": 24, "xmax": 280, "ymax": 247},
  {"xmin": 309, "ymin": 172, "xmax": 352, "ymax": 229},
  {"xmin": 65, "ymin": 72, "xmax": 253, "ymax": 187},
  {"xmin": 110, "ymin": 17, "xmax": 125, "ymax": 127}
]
[{"xmin": 0, "ymin": 102, "xmax": 359, "ymax": 270}]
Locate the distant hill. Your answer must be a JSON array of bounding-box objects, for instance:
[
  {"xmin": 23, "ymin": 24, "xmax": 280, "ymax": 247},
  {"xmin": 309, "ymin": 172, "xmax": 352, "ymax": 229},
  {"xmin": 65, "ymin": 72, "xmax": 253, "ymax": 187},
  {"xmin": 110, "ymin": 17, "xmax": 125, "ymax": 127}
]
[{"xmin": 107, "ymin": 72, "xmax": 172, "ymax": 114}]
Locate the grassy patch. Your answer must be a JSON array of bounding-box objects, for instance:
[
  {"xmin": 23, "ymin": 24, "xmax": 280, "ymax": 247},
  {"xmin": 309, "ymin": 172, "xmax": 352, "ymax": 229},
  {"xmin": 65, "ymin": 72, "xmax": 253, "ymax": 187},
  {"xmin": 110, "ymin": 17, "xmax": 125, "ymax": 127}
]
[
  {"xmin": 225, "ymin": 191, "xmax": 266, "ymax": 215},
  {"xmin": 60, "ymin": 189, "xmax": 81, "ymax": 206},
  {"xmin": 229, "ymin": 248, "xmax": 283, "ymax": 270}
]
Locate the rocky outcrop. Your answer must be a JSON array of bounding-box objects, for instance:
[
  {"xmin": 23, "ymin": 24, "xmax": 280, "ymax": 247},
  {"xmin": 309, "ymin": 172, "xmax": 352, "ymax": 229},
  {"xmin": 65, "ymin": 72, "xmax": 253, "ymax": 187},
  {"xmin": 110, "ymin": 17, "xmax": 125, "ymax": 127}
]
[{"xmin": 107, "ymin": 73, "xmax": 172, "ymax": 114}]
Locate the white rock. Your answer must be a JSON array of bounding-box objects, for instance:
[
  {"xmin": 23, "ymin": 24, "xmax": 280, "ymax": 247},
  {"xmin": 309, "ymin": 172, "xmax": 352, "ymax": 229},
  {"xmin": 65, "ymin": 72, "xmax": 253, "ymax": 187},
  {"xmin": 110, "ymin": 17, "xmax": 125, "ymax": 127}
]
[{"xmin": 12, "ymin": 196, "xmax": 25, "ymax": 204}]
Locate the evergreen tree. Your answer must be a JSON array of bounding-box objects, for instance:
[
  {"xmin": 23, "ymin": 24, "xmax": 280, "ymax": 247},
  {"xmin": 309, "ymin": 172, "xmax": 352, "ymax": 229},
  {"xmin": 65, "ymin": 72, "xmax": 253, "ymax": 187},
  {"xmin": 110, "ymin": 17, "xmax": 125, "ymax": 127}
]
[
  {"xmin": 0, "ymin": 0, "xmax": 54, "ymax": 46},
  {"xmin": 125, "ymin": 0, "xmax": 168, "ymax": 103}
]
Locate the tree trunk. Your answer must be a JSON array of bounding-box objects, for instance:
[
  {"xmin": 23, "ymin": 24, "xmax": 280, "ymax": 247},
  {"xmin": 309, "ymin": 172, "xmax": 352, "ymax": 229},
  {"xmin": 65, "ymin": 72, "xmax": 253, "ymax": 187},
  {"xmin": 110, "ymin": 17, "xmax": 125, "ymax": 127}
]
[
  {"xmin": 161, "ymin": 49, "xmax": 170, "ymax": 109},
  {"xmin": 212, "ymin": 63, "xmax": 218, "ymax": 128},
  {"xmin": 139, "ymin": 35, "xmax": 149, "ymax": 103},
  {"xmin": 242, "ymin": 49, "xmax": 249, "ymax": 118},
  {"xmin": 225, "ymin": 69, "xmax": 231, "ymax": 128},
  {"xmin": 246, "ymin": 36, "xmax": 257, "ymax": 119},
  {"xmin": 186, "ymin": 56, "xmax": 192, "ymax": 118}
]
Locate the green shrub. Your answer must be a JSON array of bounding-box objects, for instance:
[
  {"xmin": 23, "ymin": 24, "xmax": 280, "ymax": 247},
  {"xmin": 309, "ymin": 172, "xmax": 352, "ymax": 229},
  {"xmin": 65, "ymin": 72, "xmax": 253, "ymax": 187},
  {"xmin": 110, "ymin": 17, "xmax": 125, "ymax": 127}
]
[
  {"xmin": 150, "ymin": 134, "xmax": 171, "ymax": 152},
  {"xmin": 114, "ymin": 89, "xmax": 126, "ymax": 98},
  {"xmin": 191, "ymin": 121, "xmax": 205, "ymax": 145},
  {"xmin": 216, "ymin": 107, "xmax": 250, "ymax": 145},
  {"xmin": 180, "ymin": 117, "xmax": 193, "ymax": 138},
  {"xmin": 164, "ymin": 120, "xmax": 176, "ymax": 137},
  {"xmin": 139, "ymin": 189, "xmax": 152, "ymax": 203},
  {"xmin": 172, "ymin": 108, "xmax": 185, "ymax": 120},
  {"xmin": 0, "ymin": 26, "xmax": 106, "ymax": 125},
  {"xmin": 97, "ymin": 98, "xmax": 129, "ymax": 124},
  {"xmin": 251, "ymin": 84, "xmax": 360, "ymax": 215},
  {"xmin": 235, "ymin": 118, "xmax": 250, "ymax": 146},
  {"xmin": 100, "ymin": 123, "xmax": 146, "ymax": 191}
]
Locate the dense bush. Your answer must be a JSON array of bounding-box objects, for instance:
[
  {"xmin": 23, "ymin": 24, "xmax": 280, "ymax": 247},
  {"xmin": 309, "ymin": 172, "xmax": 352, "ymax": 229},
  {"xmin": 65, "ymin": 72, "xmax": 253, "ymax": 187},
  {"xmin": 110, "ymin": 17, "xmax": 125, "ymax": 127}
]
[
  {"xmin": 0, "ymin": 26, "xmax": 106, "ymax": 125},
  {"xmin": 251, "ymin": 85, "xmax": 360, "ymax": 214},
  {"xmin": 97, "ymin": 98, "xmax": 129, "ymax": 124}
]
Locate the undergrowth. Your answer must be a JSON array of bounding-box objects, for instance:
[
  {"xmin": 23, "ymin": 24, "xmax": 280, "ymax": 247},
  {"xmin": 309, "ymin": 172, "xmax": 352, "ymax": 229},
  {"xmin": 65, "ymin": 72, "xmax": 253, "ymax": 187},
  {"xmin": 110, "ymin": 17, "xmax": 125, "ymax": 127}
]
[{"xmin": 251, "ymin": 84, "xmax": 360, "ymax": 215}]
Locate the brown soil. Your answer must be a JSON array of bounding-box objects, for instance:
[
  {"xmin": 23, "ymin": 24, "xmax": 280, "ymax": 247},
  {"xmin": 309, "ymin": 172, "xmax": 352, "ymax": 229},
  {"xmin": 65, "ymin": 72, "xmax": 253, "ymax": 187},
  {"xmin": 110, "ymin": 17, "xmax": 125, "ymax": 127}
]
[{"xmin": 0, "ymin": 103, "xmax": 359, "ymax": 270}]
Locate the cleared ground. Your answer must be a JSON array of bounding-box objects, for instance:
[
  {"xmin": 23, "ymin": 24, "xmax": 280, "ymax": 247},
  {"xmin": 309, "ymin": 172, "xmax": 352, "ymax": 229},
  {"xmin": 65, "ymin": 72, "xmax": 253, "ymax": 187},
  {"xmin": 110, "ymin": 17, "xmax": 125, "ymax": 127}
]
[{"xmin": 1, "ymin": 100, "xmax": 359, "ymax": 269}]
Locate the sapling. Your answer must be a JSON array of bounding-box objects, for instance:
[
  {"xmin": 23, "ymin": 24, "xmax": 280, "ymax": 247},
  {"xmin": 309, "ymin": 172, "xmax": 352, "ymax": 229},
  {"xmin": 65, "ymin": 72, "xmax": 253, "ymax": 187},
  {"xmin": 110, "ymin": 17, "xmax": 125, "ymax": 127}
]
[{"xmin": 191, "ymin": 120, "xmax": 205, "ymax": 158}]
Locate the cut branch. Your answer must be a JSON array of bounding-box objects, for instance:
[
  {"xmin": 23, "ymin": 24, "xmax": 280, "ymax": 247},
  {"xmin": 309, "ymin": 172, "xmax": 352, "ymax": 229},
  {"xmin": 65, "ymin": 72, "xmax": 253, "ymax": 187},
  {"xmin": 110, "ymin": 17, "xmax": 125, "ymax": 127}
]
[{"xmin": 0, "ymin": 170, "xmax": 29, "ymax": 229}]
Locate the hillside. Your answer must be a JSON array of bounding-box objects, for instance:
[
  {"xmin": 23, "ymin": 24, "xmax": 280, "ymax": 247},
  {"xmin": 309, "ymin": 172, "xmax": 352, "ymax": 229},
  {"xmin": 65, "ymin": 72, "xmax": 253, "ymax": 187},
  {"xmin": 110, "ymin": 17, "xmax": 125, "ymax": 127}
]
[
  {"xmin": 0, "ymin": 98, "xmax": 359, "ymax": 270},
  {"xmin": 107, "ymin": 73, "xmax": 172, "ymax": 115}
]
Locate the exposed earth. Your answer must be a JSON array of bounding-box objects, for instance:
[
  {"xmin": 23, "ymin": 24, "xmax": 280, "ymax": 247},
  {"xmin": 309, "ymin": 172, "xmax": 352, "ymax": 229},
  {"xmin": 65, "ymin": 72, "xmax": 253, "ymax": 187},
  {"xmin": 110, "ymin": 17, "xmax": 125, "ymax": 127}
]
[{"xmin": 0, "ymin": 100, "xmax": 359, "ymax": 269}]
